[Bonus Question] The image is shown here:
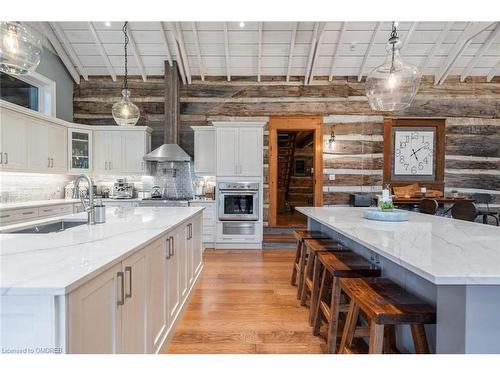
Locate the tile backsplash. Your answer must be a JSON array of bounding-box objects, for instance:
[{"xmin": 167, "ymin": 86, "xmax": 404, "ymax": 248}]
[{"xmin": 0, "ymin": 172, "xmax": 70, "ymax": 203}]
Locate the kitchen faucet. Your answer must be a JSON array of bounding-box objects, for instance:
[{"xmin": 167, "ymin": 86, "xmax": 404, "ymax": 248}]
[{"xmin": 72, "ymin": 174, "xmax": 96, "ymax": 225}]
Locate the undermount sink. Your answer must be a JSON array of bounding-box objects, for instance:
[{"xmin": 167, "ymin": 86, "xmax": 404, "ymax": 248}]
[{"xmin": 5, "ymin": 220, "xmax": 87, "ymax": 234}]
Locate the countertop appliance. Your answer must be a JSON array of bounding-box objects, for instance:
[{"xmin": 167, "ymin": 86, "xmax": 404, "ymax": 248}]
[
  {"xmin": 112, "ymin": 178, "xmax": 133, "ymax": 199},
  {"xmin": 218, "ymin": 182, "xmax": 259, "ymax": 221},
  {"xmin": 151, "ymin": 186, "xmax": 163, "ymax": 199}
]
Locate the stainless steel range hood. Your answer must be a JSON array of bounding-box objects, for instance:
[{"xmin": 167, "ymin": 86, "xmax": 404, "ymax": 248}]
[{"xmin": 143, "ymin": 144, "xmax": 190, "ymax": 162}]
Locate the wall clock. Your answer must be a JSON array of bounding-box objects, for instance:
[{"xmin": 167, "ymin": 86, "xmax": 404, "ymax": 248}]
[{"xmin": 383, "ymin": 119, "xmax": 445, "ymax": 191}]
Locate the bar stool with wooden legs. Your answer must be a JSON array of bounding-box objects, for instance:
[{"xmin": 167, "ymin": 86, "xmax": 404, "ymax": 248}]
[
  {"xmin": 311, "ymin": 251, "xmax": 381, "ymax": 353},
  {"xmin": 339, "ymin": 278, "xmax": 436, "ymax": 354},
  {"xmin": 291, "ymin": 231, "xmax": 329, "ymax": 299},
  {"xmin": 300, "ymin": 238, "xmax": 348, "ymax": 310}
]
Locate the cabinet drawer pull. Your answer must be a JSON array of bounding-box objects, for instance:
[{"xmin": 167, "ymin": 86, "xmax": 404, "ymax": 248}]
[
  {"xmin": 0, "ymin": 152, "xmax": 2, "ymax": 164},
  {"xmin": 166, "ymin": 238, "xmax": 171, "ymax": 260},
  {"xmin": 125, "ymin": 266, "xmax": 132, "ymax": 299},
  {"xmin": 109, "ymin": 161, "xmax": 112, "ymax": 170},
  {"xmin": 0, "ymin": 214, "xmax": 10, "ymax": 219},
  {"xmin": 48, "ymin": 158, "xmax": 51, "ymax": 168},
  {"xmin": 22, "ymin": 211, "xmax": 35, "ymax": 215},
  {"xmin": 169, "ymin": 236, "xmax": 174, "ymax": 257},
  {"xmin": 117, "ymin": 271, "xmax": 125, "ymax": 306},
  {"xmin": 5, "ymin": 153, "xmax": 8, "ymax": 165},
  {"xmin": 51, "ymin": 158, "xmax": 54, "ymax": 168}
]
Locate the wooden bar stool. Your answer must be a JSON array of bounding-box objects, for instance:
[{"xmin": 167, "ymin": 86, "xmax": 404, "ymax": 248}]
[
  {"xmin": 312, "ymin": 251, "xmax": 381, "ymax": 353},
  {"xmin": 300, "ymin": 238, "xmax": 347, "ymax": 306},
  {"xmin": 339, "ymin": 278, "xmax": 436, "ymax": 354},
  {"xmin": 291, "ymin": 230, "xmax": 329, "ymax": 299}
]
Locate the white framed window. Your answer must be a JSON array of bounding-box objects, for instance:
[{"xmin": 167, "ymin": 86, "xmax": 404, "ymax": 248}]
[{"xmin": 0, "ymin": 71, "xmax": 56, "ymax": 117}]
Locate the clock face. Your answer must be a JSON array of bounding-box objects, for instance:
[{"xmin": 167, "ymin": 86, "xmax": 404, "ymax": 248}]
[{"xmin": 393, "ymin": 130, "xmax": 434, "ymax": 176}]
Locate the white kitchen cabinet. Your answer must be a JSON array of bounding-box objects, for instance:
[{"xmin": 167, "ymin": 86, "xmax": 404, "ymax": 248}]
[
  {"xmin": 189, "ymin": 201, "xmax": 214, "ymax": 246},
  {"xmin": 147, "ymin": 237, "xmax": 169, "ymax": 353},
  {"xmin": 121, "ymin": 130, "xmax": 151, "ymax": 174},
  {"xmin": 191, "ymin": 214, "xmax": 203, "ymax": 276},
  {"xmin": 94, "ymin": 129, "xmax": 151, "ymax": 175},
  {"xmin": 121, "ymin": 247, "xmax": 148, "ymax": 354},
  {"xmin": 68, "ymin": 128, "xmax": 92, "ymax": 173},
  {"xmin": 26, "ymin": 120, "xmax": 67, "ymax": 173},
  {"xmin": 192, "ymin": 127, "xmax": 215, "ymax": 176},
  {"xmin": 214, "ymin": 123, "xmax": 264, "ymax": 177},
  {"xmin": 47, "ymin": 124, "xmax": 67, "ymax": 173},
  {"xmin": 0, "ymin": 107, "xmax": 28, "ymax": 170},
  {"xmin": 68, "ymin": 263, "xmax": 123, "ymax": 354},
  {"xmin": 93, "ymin": 131, "xmax": 122, "ymax": 174}
]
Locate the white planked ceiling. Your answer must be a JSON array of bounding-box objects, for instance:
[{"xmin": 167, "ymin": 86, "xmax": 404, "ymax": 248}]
[{"xmin": 36, "ymin": 21, "xmax": 500, "ymax": 83}]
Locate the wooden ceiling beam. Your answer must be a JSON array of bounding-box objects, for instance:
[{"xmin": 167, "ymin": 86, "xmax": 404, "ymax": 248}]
[
  {"xmin": 158, "ymin": 22, "xmax": 173, "ymax": 67},
  {"xmin": 257, "ymin": 22, "xmax": 263, "ymax": 82},
  {"xmin": 127, "ymin": 23, "xmax": 147, "ymax": 82},
  {"xmin": 173, "ymin": 22, "xmax": 192, "ymax": 84},
  {"xmin": 420, "ymin": 22, "xmax": 453, "ymax": 73},
  {"xmin": 486, "ymin": 58, "xmax": 500, "ymax": 82},
  {"xmin": 49, "ymin": 22, "xmax": 88, "ymax": 81},
  {"xmin": 38, "ymin": 22, "xmax": 81, "ymax": 83},
  {"xmin": 286, "ymin": 22, "xmax": 298, "ymax": 82},
  {"xmin": 88, "ymin": 22, "xmax": 116, "ymax": 81},
  {"xmin": 329, "ymin": 21, "xmax": 347, "ymax": 81},
  {"xmin": 304, "ymin": 22, "xmax": 320, "ymax": 85},
  {"xmin": 223, "ymin": 22, "xmax": 231, "ymax": 81},
  {"xmin": 166, "ymin": 23, "xmax": 186, "ymax": 85},
  {"xmin": 358, "ymin": 21, "xmax": 382, "ymax": 82},
  {"xmin": 192, "ymin": 22, "xmax": 205, "ymax": 81},
  {"xmin": 435, "ymin": 22, "xmax": 494, "ymax": 85},
  {"xmin": 461, "ymin": 22, "xmax": 500, "ymax": 82},
  {"xmin": 400, "ymin": 22, "xmax": 418, "ymax": 54},
  {"xmin": 307, "ymin": 22, "xmax": 326, "ymax": 85}
]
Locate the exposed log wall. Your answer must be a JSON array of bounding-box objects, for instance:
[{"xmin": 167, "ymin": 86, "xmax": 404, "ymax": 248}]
[{"xmin": 74, "ymin": 75, "xmax": 500, "ymax": 224}]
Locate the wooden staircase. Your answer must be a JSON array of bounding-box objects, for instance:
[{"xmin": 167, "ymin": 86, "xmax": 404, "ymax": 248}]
[{"xmin": 277, "ymin": 133, "xmax": 296, "ymax": 201}]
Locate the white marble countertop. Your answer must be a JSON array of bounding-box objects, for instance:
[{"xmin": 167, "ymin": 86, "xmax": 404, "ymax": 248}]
[
  {"xmin": 0, "ymin": 206, "xmax": 203, "ymax": 296},
  {"xmin": 0, "ymin": 199, "xmax": 80, "ymax": 210},
  {"xmin": 297, "ymin": 207, "xmax": 500, "ymax": 285}
]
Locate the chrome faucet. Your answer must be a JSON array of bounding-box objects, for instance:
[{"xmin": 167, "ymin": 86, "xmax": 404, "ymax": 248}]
[{"xmin": 72, "ymin": 174, "xmax": 96, "ymax": 225}]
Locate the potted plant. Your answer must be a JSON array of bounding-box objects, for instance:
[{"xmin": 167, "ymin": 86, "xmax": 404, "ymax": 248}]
[{"xmin": 378, "ymin": 200, "xmax": 395, "ymax": 211}]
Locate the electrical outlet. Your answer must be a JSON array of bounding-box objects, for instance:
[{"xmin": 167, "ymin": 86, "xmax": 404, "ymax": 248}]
[{"xmin": 329, "ymin": 174, "xmax": 335, "ymax": 181}]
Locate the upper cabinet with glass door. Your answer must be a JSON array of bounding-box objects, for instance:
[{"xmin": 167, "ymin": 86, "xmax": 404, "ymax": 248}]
[{"xmin": 68, "ymin": 128, "xmax": 92, "ymax": 174}]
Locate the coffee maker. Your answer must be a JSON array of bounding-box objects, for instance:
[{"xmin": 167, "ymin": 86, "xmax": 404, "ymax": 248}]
[{"xmin": 112, "ymin": 178, "xmax": 134, "ymax": 199}]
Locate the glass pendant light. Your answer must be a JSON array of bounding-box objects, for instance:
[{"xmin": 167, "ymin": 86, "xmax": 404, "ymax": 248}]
[
  {"xmin": 365, "ymin": 22, "xmax": 421, "ymax": 111},
  {"xmin": 0, "ymin": 22, "xmax": 42, "ymax": 75},
  {"xmin": 112, "ymin": 21, "xmax": 140, "ymax": 126}
]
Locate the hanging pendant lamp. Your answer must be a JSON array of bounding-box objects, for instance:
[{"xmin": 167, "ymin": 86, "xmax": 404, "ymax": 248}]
[
  {"xmin": 365, "ymin": 22, "xmax": 421, "ymax": 111},
  {"xmin": 112, "ymin": 21, "xmax": 140, "ymax": 126},
  {"xmin": 0, "ymin": 22, "xmax": 42, "ymax": 75}
]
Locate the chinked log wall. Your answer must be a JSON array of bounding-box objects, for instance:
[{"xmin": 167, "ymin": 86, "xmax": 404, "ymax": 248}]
[{"xmin": 74, "ymin": 75, "xmax": 500, "ymax": 225}]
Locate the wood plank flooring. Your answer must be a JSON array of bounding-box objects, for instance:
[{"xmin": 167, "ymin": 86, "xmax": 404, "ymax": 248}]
[{"xmin": 166, "ymin": 249, "xmax": 326, "ymax": 354}]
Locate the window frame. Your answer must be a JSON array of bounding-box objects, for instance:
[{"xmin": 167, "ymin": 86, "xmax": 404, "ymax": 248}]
[{"xmin": 0, "ymin": 71, "xmax": 56, "ymax": 117}]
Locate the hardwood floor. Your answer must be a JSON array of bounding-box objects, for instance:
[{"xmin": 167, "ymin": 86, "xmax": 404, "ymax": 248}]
[
  {"xmin": 276, "ymin": 210, "xmax": 308, "ymax": 227},
  {"xmin": 166, "ymin": 249, "xmax": 326, "ymax": 354}
]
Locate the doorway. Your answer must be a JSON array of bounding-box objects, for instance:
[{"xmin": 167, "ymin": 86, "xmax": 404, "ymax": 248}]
[{"xmin": 268, "ymin": 116, "xmax": 323, "ymax": 228}]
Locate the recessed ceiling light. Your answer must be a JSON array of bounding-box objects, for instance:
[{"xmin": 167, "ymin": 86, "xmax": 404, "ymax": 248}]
[
  {"xmin": 239, "ymin": 21, "xmax": 245, "ymax": 28},
  {"xmin": 105, "ymin": 21, "xmax": 111, "ymax": 27}
]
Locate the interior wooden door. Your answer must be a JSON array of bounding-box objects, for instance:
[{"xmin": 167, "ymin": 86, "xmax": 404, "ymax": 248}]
[{"xmin": 268, "ymin": 116, "xmax": 323, "ymax": 227}]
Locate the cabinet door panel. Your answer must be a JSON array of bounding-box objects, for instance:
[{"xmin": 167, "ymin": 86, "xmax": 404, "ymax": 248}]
[
  {"xmin": 148, "ymin": 237, "xmax": 168, "ymax": 353},
  {"xmin": 0, "ymin": 109, "xmax": 27, "ymax": 170},
  {"xmin": 108, "ymin": 131, "xmax": 122, "ymax": 173},
  {"xmin": 27, "ymin": 119, "xmax": 49, "ymax": 171},
  {"xmin": 68, "ymin": 263, "xmax": 122, "ymax": 354},
  {"xmin": 47, "ymin": 124, "xmax": 67, "ymax": 172},
  {"xmin": 194, "ymin": 130, "xmax": 215, "ymax": 175},
  {"xmin": 167, "ymin": 232, "xmax": 180, "ymax": 322},
  {"xmin": 238, "ymin": 127, "xmax": 262, "ymax": 176},
  {"xmin": 93, "ymin": 131, "xmax": 109, "ymax": 174},
  {"xmin": 186, "ymin": 223, "xmax": 194, "ymax": 287},
  {"xmin": 192, "ymin": 214, "xmax": 203, "ymax": 276},
  {"xmin": 177, "ymin": 227, "xmax": 188, "ymax": 301},
  {"xmin": 122, "ymin": 249, "xmax": 148, "ymax": 354},
  {"xmin": 216, "ymin": 128, "xmax": 238, "ymax": 176},
  {"xmin": 121, "ymin": 131, "xmax": 146, "ymax": 174}
]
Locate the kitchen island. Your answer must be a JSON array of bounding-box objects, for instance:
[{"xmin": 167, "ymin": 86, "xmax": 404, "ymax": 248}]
[
  {"xmin": 0, "ymin": 206, "xmax": 204, "ymax": 354},
  {"xmin": 297, "ymin": 207, "xmax": 500, "ymax": 354}
]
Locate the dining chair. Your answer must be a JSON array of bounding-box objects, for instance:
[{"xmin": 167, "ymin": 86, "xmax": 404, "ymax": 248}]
[
  {"xmin": 471, "ymin": 193, "xmax": 499, "ymax": 226},
  {"xmin": 418, "ymin": 199, "xmax": 438, "ymax": 215},
  {"xmin": 451, "ymin": 201, "xmax": 478, "ymax": 222}
]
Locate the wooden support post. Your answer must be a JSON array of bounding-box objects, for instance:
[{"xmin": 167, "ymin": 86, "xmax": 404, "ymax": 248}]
[{"xmin": 164, "ymin": 61, "xmax": 180, "ymax": 146}]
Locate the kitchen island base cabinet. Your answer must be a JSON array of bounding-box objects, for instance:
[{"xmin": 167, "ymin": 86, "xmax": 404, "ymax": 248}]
[{"xmin": 0, "ymin": 211, "xmax": 204, "ymax": 354}]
